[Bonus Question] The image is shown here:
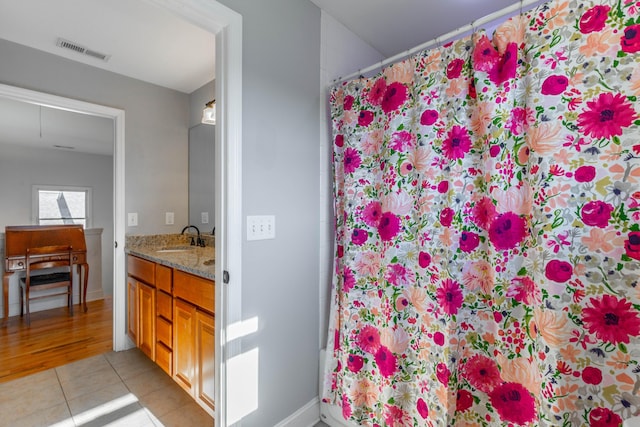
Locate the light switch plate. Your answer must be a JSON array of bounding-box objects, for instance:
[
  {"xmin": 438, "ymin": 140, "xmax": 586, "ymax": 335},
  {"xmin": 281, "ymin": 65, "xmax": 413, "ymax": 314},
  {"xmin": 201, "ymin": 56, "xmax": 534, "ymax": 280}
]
[
  {"xmin": 165, "ymin": 212, "xmax": 175, "ymax": 225},
  {"xmin": 247, "ymin": 215, "xmax": 275, "ymax": 240},
  {"xmin": 201, "ymin": 212, "xmax": 209, "ymax": 224},
  {"xmin": 128, "ymin": 212, "xmax": 138, "ymax": 227}
]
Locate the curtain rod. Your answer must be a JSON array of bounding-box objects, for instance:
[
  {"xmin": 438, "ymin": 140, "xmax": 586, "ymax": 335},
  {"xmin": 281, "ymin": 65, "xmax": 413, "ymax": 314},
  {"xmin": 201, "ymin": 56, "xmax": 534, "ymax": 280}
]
[{"xmin": 332, "ymin": 0, "xmax": 544, "ymax": 85}]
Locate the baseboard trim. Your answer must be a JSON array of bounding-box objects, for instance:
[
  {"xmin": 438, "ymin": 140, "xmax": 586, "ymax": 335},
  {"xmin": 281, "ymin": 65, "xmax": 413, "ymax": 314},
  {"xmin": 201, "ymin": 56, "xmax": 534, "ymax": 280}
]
[{"xmin": 274, "ymin": 397, "xmax": 320, "ymax": 427}]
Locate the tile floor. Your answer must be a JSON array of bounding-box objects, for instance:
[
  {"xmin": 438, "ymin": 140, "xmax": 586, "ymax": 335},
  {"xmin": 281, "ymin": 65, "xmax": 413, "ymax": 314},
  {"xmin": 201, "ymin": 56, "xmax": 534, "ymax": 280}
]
[{"xmin": 0, "ymin": 348, "xmax": 213, "ymax": 427}]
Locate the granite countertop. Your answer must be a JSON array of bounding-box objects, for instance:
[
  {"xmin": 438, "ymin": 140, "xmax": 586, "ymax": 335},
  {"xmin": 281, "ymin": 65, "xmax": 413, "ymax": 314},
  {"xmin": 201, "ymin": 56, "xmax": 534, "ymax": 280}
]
[{"xmin": 125, "ymin": 234, "xmax": 215, "ymax": 280}]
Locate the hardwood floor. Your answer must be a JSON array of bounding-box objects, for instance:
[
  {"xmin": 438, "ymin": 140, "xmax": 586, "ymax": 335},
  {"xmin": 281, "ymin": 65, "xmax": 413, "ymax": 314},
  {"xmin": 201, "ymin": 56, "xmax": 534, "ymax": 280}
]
[{"xmin": 0, "ymin": 297, "xmax": 113, "ymax": 383}]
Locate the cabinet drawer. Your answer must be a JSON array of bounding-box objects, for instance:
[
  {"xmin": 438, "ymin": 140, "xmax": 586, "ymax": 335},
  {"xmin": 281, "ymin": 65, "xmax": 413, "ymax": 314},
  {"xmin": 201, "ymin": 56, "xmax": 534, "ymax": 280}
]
[
  {"xmin": 128, "ymin": 256, "xmax": 155, "ymax": 284},
  {"xmin": 157, "ymin": 291, "xmax": 173, "ymax": 321},
  {"xmin": 156, "ymin": 342, "xmax": 172, "ymax": 376},
  {"xmin": 174, "ymin": 270, "xmax": 215, "ymax": 314},
  {"xmin": 157, "ymin": 316, "xmax": 172, "ymax": 348},
  {"xmin": 156, "ymin": 264, "xmax": 172, "ymax": 293}
]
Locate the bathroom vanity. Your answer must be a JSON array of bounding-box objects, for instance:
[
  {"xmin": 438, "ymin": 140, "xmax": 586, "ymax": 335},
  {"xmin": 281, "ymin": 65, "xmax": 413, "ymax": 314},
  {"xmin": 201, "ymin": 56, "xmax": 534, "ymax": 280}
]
[{"xmin": 125, "ymin": 234, "xmax": 215, "ymax": 416}]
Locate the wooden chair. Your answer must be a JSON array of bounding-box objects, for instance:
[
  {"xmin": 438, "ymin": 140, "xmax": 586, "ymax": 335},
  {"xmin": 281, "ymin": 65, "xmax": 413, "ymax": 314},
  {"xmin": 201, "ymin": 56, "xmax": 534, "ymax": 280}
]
[{"xmin": 19, "ymin": 245, "xmax": 74, "ymax": 326}]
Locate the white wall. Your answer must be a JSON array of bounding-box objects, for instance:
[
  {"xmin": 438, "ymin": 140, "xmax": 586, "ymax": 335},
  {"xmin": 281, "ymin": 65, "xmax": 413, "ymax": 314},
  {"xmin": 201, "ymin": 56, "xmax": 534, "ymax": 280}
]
[
  {"xmin": 318, "ymin": 11, "xmax": 385, "ymax": 348},
  {"xmin": 0, "ymin": 38, "xmax": 190, "ymax": 236},
  {"xmin": 216, "ymin": 0, "xmax": 321, "ymax": 425}
]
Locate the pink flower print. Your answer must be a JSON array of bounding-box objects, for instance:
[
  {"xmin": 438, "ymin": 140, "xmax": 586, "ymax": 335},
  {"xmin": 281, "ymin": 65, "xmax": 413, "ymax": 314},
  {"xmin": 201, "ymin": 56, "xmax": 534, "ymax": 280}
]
[
  {"xmin": 436, "ymin": 362, "xmax": 450, "ymax": 386},
  {"xmin": 342, "ymin": 394, "xmax": 352, "ymax": 419},
  {"xmin": 505, "ymin": 107, "xmax": 535, "ymax": 137},
  {"xmin": 416, "ymin": 398, "xmax": 429, "ymax": 419},
  {"xmin": 347, "ymin": 354, "xmax": 364, "ymax": 373},
  {"xmin": 433, "ymin": 331, "xmax": 445, "ymax": 346},
  {"xmin": 343, "ymin": 266, "xmax": 356, "ymax": 292},
  {"xmin": 625, "ymin": 231, "xmax": 640, "ymax": 260},
  {"xmin": 377, "ymin": 212, "xmax": 402, "ymax": 241},
  {"xmin": 418, "ymin": 251, "xmax": 431, "ymax": 268},
  {"xmin": 357, "ymin": 325, "xmax": 381, "ymax": 354},
  {"xmin": 389, "ymin": 130, "xmax": 414, "ymax": 152},
  {"xmin": 582, "ymin": 295, "xmax": 640, "ymax": 344},
  {"xmin": 489, "ymin": 382, "xmax": 536, "ymax": 425},
  {"xmin": 579, "ymin": 5, "xmax": 611, "ymax": 34},
  {"xmin": 506, "ymin": 107, "xmax": 534, "ymax": 136},
  {"xmin": 472, "ymin": 196, "xmax": 497, "ymax": 230},
  {"xmin": 507, "ymin": 276, "xmax": 541, "ymax": 304},
  {"xmin": 343, "ymin": 147, "xmax": 361, "ymax": 174},
  {"xmin": 446, "ymin": 58, "xmax": 465, "ymax": 79},
  {"xmin": 441, "ymin": 125, "xmax": 472, "ymax": 160},
  {"xmin": 487, "ymin": 42, "xmax": 518, "ymax": 85},
  {"xmin": 437, "ymin": 181, "xmax": 449, "ymax": 193},
  {"xmin": 436, "ymin": 279, "xmax": 463, "ymax": 316},
  {"xmin": 459, "ymin": 231, "xmax": 480, "ymax": 253},
  {"xmin": 343, "ymin": 95, "xmax": 354, "ymax": 110},
  {"xmin": 622, "ymin": 24, "xmax": 640, "ymax": 53},
  {"xmin": 578, "ymin": 92, "xmax": 636, "ymax": 139},
  {"xmin": 357, "ymin": 110, "xmax": 374, "ymax": 127},
  {"xmin": 381, "ymin": 82, "xmax": 408, "ymax": 114},
  {"xmin": 575, "ymin": 165, "xmax": 596, "ymax": 182},
  {"xmin": 362, "ymin": 201, "xmax": 382, "ymax": 227},
  {"xmin": 582, "ymin": 367, "xmax": 603, "ymax": 385},
  {"xmin": 383, "ymin": 405, "xmax": 410, "ymax": 427},
  {"xmin": 488, "ymin": 212, "xmax": 527, "ymax": 250},
  {"xmin": 440, "ymin": 207, "xmax": 455, "ymax": 227},
  {"xmin": 385, "ymin": 263, "xmax": 410, "ymax": 287},
  {"xmin": 589, "ymin": 407, "xmax": 623, "ymax": 427},
  {"xmin": 351, "ymin": 228, "xmax": 368, "ymax": 246},
  {"xmin": 335, "ymin": 134, "xmax": 344, "ymax": 147},
  {"xmin": 473, "ymin": 35, "xmax": 499, "ymax": 72},
  {"xmin": 581, "ymin": 200, "xmax": 614, "ymax": 228},
  {"xmin": 420, "ymin": 109, "xmax": 438, "ymax": 126},
  {"xmin": 545, "ymin": 259, "xmax": 573, "ymax": 283},
  {"xmin": 461, "ymin": 354, "xmax": 502, "ymax": 393},
  {"xmin": 374, "ymin": 346, "xmax": 397, "ymax": 378},
  {"xmin": 541, "ymin": 74, "xmax": 569, "ymax": 95},
  {"xmin": 367, "ymin": 78, "xmax": 387, "ymax": 106},
  {"xmin": 456, "ymin": 390, "xmax": 474, "ymax": 413}
]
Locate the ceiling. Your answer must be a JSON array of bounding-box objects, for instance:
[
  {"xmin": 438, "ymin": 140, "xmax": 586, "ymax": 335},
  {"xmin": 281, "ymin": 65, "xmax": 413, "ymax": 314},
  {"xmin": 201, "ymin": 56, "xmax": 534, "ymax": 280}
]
[{"xmin": 0, "ymin": 0, "xmax": 542, "ymax": 156}]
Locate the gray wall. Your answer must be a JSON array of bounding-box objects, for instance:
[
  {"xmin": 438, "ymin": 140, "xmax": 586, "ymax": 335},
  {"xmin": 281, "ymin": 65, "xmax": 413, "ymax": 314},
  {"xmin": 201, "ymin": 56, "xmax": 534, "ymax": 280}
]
[
  {"xmin": 0, "ymin": 38, "xmax": 190, "ymax": 236},
  {"xmin": 217, "ymin": 0, "xmax": 321, "ymax": 425}
]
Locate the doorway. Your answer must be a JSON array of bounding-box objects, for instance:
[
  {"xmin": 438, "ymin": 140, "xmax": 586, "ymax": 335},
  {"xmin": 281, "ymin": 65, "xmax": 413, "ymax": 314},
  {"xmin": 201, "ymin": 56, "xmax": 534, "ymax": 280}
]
[{"xmin": 0, "ymin": 1, "xmax": 243, "ymax": 425}]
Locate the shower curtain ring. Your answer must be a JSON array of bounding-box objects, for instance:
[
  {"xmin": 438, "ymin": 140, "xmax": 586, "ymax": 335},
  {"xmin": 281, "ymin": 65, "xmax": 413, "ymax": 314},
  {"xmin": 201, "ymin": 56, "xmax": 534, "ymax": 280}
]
[{"xmin": 520, "ymin": 0, "xmax": 524, "ymax": 15}]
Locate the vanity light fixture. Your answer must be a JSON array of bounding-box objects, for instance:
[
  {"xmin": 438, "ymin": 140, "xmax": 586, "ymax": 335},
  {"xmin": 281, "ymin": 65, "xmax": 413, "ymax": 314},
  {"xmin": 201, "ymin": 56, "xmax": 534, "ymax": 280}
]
[{"xmin": 201, "ymin": 100, "xmax": 216, "ymax": 125}]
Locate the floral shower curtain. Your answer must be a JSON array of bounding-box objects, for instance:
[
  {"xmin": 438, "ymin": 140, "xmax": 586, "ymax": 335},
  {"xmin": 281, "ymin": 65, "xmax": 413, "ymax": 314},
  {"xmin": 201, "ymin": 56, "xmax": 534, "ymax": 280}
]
[{"xmin": 323, "ymin": 0, "xmax": 640, "ymax": 425}]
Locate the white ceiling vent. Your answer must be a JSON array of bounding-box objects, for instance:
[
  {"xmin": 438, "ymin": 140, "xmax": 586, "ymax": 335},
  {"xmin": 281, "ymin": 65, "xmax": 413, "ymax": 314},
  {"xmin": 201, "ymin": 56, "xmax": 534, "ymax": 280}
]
[{"xmin": 56, "ymin": 38, "xmax": 111, "ymax": 62}]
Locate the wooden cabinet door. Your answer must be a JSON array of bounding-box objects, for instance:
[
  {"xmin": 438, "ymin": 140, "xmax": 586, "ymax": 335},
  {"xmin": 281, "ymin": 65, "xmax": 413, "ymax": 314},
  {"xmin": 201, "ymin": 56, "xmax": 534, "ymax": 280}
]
[
  {"xmin": 173, "ymin": 298, "xmax": 196, "ymax": 394},
  {"xmin": 138, "ymin": 282, "xmax": 156, "ymax": 361},
  {"xmin": 196, "ymin": 310, "xmax": 215, "ymax": 414},
  {"xmin": 127, "ymin": 277, "xmax": 137, "ymax": 343}
]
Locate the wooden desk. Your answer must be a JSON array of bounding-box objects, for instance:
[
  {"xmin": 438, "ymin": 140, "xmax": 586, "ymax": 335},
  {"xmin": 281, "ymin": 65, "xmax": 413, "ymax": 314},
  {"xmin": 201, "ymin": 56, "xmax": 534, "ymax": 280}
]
[{"xmin": 3, "ymin": 225, "xmax": 89, "ymax": 322}]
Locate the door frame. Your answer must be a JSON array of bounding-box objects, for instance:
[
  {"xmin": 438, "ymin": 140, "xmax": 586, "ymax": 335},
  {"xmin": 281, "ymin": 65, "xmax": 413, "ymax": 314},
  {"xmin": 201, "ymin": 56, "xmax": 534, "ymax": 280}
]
[{"xmin": 145, "ymin": 2, "xmax": 243, "ymax": 427}]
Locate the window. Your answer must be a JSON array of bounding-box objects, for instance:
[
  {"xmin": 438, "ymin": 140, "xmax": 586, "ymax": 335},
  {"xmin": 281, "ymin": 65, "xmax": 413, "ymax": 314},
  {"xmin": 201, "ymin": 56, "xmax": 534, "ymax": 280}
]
[{"xmin": 33, "ymin": 185, "xmax": 92, "ymax": 228}]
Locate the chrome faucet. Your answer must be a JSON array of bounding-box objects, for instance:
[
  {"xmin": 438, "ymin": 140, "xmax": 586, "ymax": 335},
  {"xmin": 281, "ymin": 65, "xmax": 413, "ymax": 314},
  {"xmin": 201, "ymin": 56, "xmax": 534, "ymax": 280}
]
[{"xmin": 181, "ymin": 225, "xmax": 205, "ymax": 247}]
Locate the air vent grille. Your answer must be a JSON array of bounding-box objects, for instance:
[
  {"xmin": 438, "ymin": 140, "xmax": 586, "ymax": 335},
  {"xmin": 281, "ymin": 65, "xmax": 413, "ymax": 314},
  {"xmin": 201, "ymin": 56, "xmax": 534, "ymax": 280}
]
[{"xmin": 56, "ymin": 38, "xmax": 111, "ymax": 62}]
